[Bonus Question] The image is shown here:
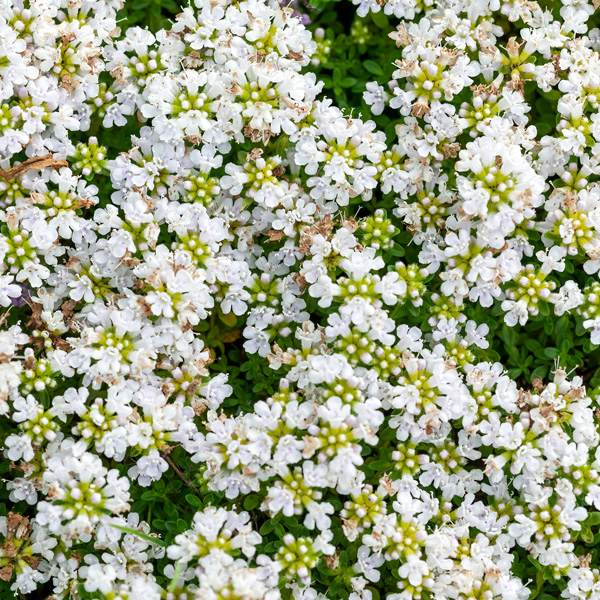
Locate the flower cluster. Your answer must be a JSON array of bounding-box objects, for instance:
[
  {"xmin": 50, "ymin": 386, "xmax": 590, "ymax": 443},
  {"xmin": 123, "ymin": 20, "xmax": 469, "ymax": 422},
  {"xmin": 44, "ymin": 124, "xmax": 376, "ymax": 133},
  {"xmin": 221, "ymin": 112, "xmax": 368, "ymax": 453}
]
[{"xmin": 2, "ymin": 0, "xmax": 600, "ymax": 599}]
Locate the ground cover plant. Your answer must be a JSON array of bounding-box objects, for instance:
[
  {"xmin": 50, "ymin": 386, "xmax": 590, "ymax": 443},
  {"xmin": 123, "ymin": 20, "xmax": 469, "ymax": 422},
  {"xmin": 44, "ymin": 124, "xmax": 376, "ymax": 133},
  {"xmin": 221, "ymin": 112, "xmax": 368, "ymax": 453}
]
[{"xmin": 3, "ymin": 0, "xmax": 600, "ymax": 599}]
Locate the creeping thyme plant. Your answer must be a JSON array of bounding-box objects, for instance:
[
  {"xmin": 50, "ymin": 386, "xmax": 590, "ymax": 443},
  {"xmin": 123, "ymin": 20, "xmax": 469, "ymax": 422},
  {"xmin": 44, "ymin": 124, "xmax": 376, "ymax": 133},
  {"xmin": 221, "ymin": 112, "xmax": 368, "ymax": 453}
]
[{"xmin": 5, "ymin": 0, "xmax": 600, "ymax": 599}]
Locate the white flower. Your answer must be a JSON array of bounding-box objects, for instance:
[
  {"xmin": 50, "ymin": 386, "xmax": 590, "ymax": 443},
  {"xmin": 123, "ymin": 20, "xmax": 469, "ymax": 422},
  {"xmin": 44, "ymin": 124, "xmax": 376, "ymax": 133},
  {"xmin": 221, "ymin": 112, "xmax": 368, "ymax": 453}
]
[
  {"xmin": 398, "ymin": 554, "xmax": 429, "ymax": 587},
  {"xmin": 363, "ymin": 82, "xmax": 389, "ymax": 116},
  {"xmin": 128, "ymin": 449, "xmax": 169, "ymax": 487},
  {"xmin": 355, "ymin": 545, "xmax": 385, "ymax": 582}
]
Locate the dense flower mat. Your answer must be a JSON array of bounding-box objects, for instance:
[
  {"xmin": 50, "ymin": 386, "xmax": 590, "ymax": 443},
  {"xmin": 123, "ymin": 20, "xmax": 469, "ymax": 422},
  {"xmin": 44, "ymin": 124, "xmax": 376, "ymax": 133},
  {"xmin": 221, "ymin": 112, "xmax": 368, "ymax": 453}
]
[{"xmin": 3, "ymin": 0, "xmax": 600, "ymax": 599}]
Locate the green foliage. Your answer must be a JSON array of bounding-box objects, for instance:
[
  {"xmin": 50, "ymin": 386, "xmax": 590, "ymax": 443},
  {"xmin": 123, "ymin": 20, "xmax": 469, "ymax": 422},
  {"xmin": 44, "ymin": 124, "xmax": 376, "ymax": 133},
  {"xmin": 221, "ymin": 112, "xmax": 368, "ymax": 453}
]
[{"xmin": 116, "ymin": 0, "xmax": 184, "ymax": 32}]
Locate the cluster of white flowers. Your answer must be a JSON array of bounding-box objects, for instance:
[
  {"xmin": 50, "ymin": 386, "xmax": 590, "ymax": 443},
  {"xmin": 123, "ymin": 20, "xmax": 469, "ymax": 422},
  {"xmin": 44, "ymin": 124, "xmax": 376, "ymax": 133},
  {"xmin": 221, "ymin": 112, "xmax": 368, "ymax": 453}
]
[
  {"xmin": 2, "ymin": 0, "xmax": 600, "ymax": 598},
  {"xmin": 361, "ymin": 0, "xmax": 600, "ymax": 338}
]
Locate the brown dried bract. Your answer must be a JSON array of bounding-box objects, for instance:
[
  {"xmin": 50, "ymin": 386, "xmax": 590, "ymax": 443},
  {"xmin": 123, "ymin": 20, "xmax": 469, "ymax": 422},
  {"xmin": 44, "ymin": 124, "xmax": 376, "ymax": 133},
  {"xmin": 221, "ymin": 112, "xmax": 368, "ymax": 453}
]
[
  {"xmin": 532, "ymin": 377, "xmax": 545, "ymax": 392},
  {"xmin": 506, "ymin": 37, "xmax": 523, "ymax": 59},
  {"xmin": 506, "ymin": 72, "xmax": 525, "ymax": 96},
  {"xmin": 61, "ymin": 32, "xmax": 76, "ymax": 46},
  {"xmin": 0, "ymin": 154, "xmax": 68, "ymax": 181},
  {"xmin": 442, "ymin": 143, "xmax": 460, "ymax": 158},
  {"xmin": 342, "ymin": 216, "xmax": 358, "ymax": 233},
  {"xmin": 61, "ymin": 299, "xmax": 78, "ymax": 320},
  {"xmin": 181, "ymin": 320, "xmax": 194, "ymax": 333},
  {"xmin": 0, "ymin": 513, "xmax": 36, "ymax": 580},
  {"xmin": 139, "ymin": 195, "xmax": 155, "ymax": 211},
  {"xmin": 0, "ymin": 307, "xmax": 12, "ymax": 335},
  {"xmin": 183, "ymin": 51, "xmax": 204, "ymax": 69},
  {"xmin": 55, "ymin": 338, "xmax": 74, "ymax": 352},
  {"xmin": 301, "ymin": 435, "xmax": 320, "ymax": 458},
  {"xmin": 77, "ymin": 197, "xmax": 97, "ymax": 209},
  {"xmin": 61, "ymin": 73, "xmax": 79, "ymax": 94},
  {"xmin": 244, "ymin": 124, "xmax": 275, "ymax": 144},
  {"xmin": 110, "ymin": 65, "xmax": 126, "ymax": 85},
  {"xmin": 26, "ymin": 302, "xmax": 44, "ymax": 332},
  {"xmin": 6, "ymin": 513, "xmax": 31, "ymax": 542},
  {"xmin": 456, "ymin": 205, "xmax": 475, "ymax": 222},
  {"xmin": 491, "ymin": 241, "xmax": 509, "ymax": 255},
  {"xmin": 65, "ymin": 256, "xmax": 82, "ymax": 272},
  {"xmin": 517, "ymin": 388, "xmax": 532, "ymax": 409},
  {"xmin": 267, "ymin": 229, "xmax": 285, "ymax": 242},
  {"xmin": 183, "ymin": 135, "xmax": 203, "ymax": 145},
  {"xmin": 379, "ymin": 473, "xmax": 395, "ymax": 496},
  {"xmin": 191, "ymin": 399, "xmax": 208, "ymax": 416},
  {"xmin": 252, "ymin": 50, "xmax": 267, "ymax": 64},
  {"xmin": 137, "ymin": 297, "xmax": 153, "ymax": 318},
  {"xmin": 579, "ymin": 553, "xmax": 592, "ymax": 568},
  {"xmin": 299, "ymin": 214, "xmax": 336, "ymax": 254},
  {"xmin": 266, "ymin": 342, "xmax": 294, "ymax": 368},
  {"xmin": 248, "ymin": 148, "xmax": 264, "ymax": 162},
  {"xmin": 161, "ymin": 382, "xmax": 175, "ymax": 400},
  {"xmin": 292, "ymin": 272, "xmax": 308, "ymax": 292},
  {"xmin": 567, "ymin": 385, "xmax": 585, "ymax": 401},
  {"xmin": 121, "ymin": 253, "xmax": 141, "ymax": 267},
  {"xmin": 471, "ymin": 83, "xmax": 495, "ymax": 97},
  {"xmin": 318, "ymin": 213, "xmax": 335, "ymax": 235},
  {"xmin": 411, "ymin": 102, "xmax": 430, "ymax": 118},
  {"xmin": 223, "ymin": 329, "xmax": 242, "ymax": 343},
  {"xmin": 160, "ymin": 444, "xmax": 175, "ymax": 456},
  {"xmin": 26, "ymin": 192, "xmax": 46, "ymax": 205},
  {"xmin": 185, "ymin": 378, "xmax": 206, "ymax": 403},
  {"xmin": 23, "ymin": 556, "xmax": 40, "ymax": 569},
  {"xmin": 389, "ymin": 25, "xmax": 410, "ymax": 47},
  {"xmin": 562, "ymin": 188, "xmax": 578, "ymax": 212},
  {"xmin": 552, "ymin": 53, "xmax": 563, "ymax": 77}
]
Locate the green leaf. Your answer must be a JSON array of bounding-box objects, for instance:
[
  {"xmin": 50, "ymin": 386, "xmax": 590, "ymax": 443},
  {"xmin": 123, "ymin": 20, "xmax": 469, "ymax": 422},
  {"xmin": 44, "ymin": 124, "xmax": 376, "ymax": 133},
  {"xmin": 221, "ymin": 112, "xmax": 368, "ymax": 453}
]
[
  {"xmin": 168, "ymin": 560, "xmax": 184, "ymax": 593},
  {"xmin": 501, "ymin": 325, "xmax": 518, "ymax": 347},
  {"xmin": 367, "ymin": 459, "xmax": 393, "ymax": 470},
  {"xmin": 586, "ymin": 511, "xmax": 600, "ymax": 526},
  {"xmin": 555, "ymin": 315, "xmax": 570, "ymax": 334},
  {"xmin": 530, "ymin": 365, "xmax": 548, "ymax": 380},
  {"xmin": 371, "ymin": 11, "xmax": 389, "ymax": 29},
  {"xmin": 166, "ymin": 521, "xmax": 179, "ymax": 533},
  {"xmin": 185, "ymin": 494, "xmax": 203, "ymax": 508},
  {"xmin": 560, "ymin": 338, "xmax": 571, "ymax": 354},
  {"xmin": 367, "ymin": 587, "xmax": 381, "ymax": 600},
  {"xmin": 243, "ymin": 494, "xmax": 261, "ymax": 511},
  {"xmin": 110, "ymin": 525, "xmax": 168, "ymax": 548},
  {"xmin": 524, "ymin": 339, "xmax": 544, "ymax": 354},
  {"xmin": 580, "ymin": 526, "xmax": 594, "ymax": 544},
  {"xmin": 363, "ymin": 60, "xmax": 384, "ymax": 76},
  {"xmin": 389, "ymin": 243, "xmax": 406, "ymax": 257},
  {"xmin": 543, "ymin": 347, "xmax": 560, "ymax": 359},
  {"xmin": 260, "ymin": 519, "xmax": 276, "ymax": 535},
  {"xmin": 177, "ymin": 518, "xmax": 188, "ymax": 532},
  {"xmin": 218, "ymin": 310, "xmax": 238, "ymax": 327},
  {"xmin": 317, "ymin": 559, "xmax": 336, "ymax": 576}
]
